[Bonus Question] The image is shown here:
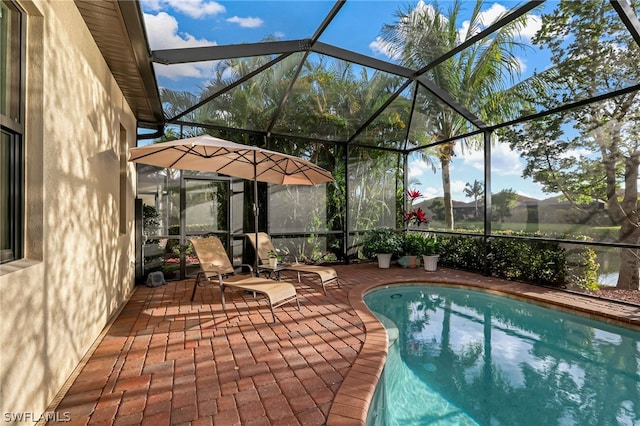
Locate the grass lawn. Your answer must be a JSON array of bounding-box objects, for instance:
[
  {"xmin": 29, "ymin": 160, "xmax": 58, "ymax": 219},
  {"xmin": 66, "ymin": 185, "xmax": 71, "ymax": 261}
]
[{"xmin": 429, "ymin": 221, "xmax": 620, "ymax": 241}]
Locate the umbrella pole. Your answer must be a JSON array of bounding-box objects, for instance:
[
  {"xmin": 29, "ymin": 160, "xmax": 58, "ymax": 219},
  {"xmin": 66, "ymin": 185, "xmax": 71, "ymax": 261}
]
[{"xmin": 253, "ymin": 153, "xmax": 259, "ymax": 274}]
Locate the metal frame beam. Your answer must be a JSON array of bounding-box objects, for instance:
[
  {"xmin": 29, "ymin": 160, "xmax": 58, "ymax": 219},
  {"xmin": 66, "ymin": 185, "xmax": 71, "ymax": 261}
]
[
  {"xmin": 415, "ymin": 1, "xmax": 545, "ymax": 76},
  {"xmin": 611, "ymin": 0, "xmax": 640, "ymax": 48},
  {"xmin": 483, "ymin": 130, "xmax": 492, "ymax": 276},
  {"xmin": 152, "ymin": 40, "xmax": 311, "ymax": 64},
  {"xmin": 346, "ymin": 79, "xmax": 414, "ymax": 145},
  {"xmin": 265, "ymin": 51, "xmax": 311, "ymax": 136},
  {"xmin": 265, "ymin": 0, "xmax": 346, "ymax": 136},
  {"xmin": 487, "ymin": 83, "xmax": 640, "ymax": 133},
  {"xmin": 416, "ymin": 75, "xmax": 487, "ymax": 130},
  {"xmin": 310, "ymin": 0, "xmax": 346, "ymax": 42},
  {"xmin": 168, "ymin": 53, "xmax": 295, "ymax": 122},
  {"xmin": 313, "ymin": 42, "xmax": 414, "ymax": 77}
]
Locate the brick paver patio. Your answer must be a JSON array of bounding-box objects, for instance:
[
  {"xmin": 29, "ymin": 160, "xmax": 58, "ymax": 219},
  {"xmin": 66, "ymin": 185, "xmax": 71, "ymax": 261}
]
[{"xmin": 44, "ymin": 264, "xmax": 640, "ymax": 425}]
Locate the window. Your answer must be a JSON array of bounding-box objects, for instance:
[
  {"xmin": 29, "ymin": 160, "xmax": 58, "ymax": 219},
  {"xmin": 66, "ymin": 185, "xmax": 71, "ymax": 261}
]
[
  {"xmin": 1, "ymin": 1, "xmax": 21, "ymax": 120},
  {"xmin": 1, "ymin": 0, "xmax": 24, "ymax": 263}
]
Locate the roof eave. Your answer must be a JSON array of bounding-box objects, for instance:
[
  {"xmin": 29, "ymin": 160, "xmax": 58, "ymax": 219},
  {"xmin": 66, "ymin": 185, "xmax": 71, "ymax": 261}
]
[{"xmin": 75, "ymin": 0, "xmax": 164, "ymax": 128}]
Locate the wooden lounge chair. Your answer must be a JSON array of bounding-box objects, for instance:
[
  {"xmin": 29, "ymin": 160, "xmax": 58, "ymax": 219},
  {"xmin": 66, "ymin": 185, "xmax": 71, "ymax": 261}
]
[
  {"xmin": 190, "ymin": 237, "xmax": 300, "ymax": 323},
  {"xmin": 246, "ymin": 232, "xmax": 340, "ymax": 295}
]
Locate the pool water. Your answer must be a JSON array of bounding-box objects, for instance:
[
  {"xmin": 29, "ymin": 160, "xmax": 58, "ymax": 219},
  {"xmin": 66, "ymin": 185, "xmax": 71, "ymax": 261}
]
[{"xmin": 364, "ymin": 285, "xmax": 640, "ymax": 426}]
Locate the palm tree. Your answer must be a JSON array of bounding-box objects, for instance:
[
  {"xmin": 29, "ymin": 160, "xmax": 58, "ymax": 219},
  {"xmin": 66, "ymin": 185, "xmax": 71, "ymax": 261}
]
[
  {"xmin": 203, "ymin": 52, "xmax": 304, "ymax": 138},
  {"xmin": 380, "ymin": 0, "xmax": 534, "ymax": 229},
  {"xmin": 463, "ymin": 179, "xmax": 484, "ymax": 219}
]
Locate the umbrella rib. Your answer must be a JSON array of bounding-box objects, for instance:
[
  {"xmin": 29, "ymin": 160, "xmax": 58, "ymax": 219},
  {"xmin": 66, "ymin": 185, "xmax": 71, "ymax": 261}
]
[
  {"xmin": 130, "ymin": 145, "xmax": 174, "ymax": 161},
  {"xmin": 200, "ymin": 146, "xmax": 228, "ymax": 158},
  {"xmin": 284, "ymin": 159, "xmax": 315, "ymax": 182},
  {"xmin": 132, "ymin": 145, "xmax": 192, "ymax": 168},
  {"xmin": 233, "ymin": 150, "xmax": 254, "ymax": 165},
  {"xmin": 168, "ymin": 145, "xmax": 210, "ymax": 168},
  {"xmin": 255, "ymin": 154, "xmax": 327, "ymax": 183},
  {"xmin": 213, "ymin": 148, "xmax": 255, "ymax": 175},
  {"xmin": 254, "ymin": 152, "xmax": 287, "ymax": 179}
]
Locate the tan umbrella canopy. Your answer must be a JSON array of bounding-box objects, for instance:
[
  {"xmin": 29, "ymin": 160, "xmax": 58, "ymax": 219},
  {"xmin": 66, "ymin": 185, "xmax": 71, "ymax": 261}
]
[
  {"xmin": 129, "ymin": 134, "xmax": 335, "ymax": 268},
  {"xmin": 128, "ymin": 135, "xmax": 334, "ymax": 185}
]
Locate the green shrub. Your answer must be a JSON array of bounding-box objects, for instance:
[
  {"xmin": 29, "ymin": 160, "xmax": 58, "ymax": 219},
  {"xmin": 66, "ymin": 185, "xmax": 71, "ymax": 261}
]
[
  {"xmin": 362, "ymin": 228, "xmax": 401, "ymax": 259},
  {"xmin": 565, "ymin": 245, "xmax": 599, "ymax": 290},
  {"xmin": 439, "ymin": 235, "xmax": 485, "ymax": 272},
  {"xmin": 402, "ymin": 232, "xmax": 441, "ymax": 256},
  {"xmin": 488, "ymin": 237, "xmax": 566, "ymax": 286},
  {"xmin": 399, "ymin": 232, "xmax": 425, "ymax": 256},
  {"xmin": 437, "ymin": 231, "xmax": 599, "ymax": 288}
]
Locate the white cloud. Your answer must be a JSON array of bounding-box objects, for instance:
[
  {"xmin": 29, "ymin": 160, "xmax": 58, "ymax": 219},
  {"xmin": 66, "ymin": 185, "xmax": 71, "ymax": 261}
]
[
  {"xmin": 417, "ymin": 180, "xmax": 465, "ymax": 202},
  {"xmin": 459, "ymin": 145, "xmax": 484, "ymax": 172},
  {"xmin": 142, "ymin": 0, "xmax": 162, "ymax": 11},
  {"xmin": 144, "ymin": 12, "xmax": 218, "ymax": 80},
  {"xmin": 462, "ymin": 142, "xmax": 524, "ymax": 177},
  {"xmin": 520, "ymin": 13, "xmax": 542, "ymax": 40},
  {"xmin": 492, "ymin": 145, "xmax": 525, "ymax": 177},
  {"xmin": 371, "ymin": 2, "xmax": 542, "ymax": 61},
  {"xmin": 226, "ymin": 16, "xmax": 264, "ymax": 29},
  {"xmin": 450, "ymin": 180, "xmax": 468, "ymax": 199},
  {"xmin": 458, "ymin": 3, "xmax": 508, "ymax": 41},
  {"xmin": 408, "ymin": 157, "xmax": 442, "ymax": 199},
  {"xmin": 144, "ymin": 12, "xmax": 214, "ymax": 50},
  {"xmin": 516, "ymin": 56, "xmax": 527, "ymax": 74},
  {"xmin": 423, "ymin": 185, "xmax": 443, "ymax": 199},
  {"xmin": 459, "ymin": 4, "xmax": 542, "ymax": 42},
  {"xmin": 560, "ymin": 147, "xmax": 592, "ymax": 160},
  {"xmin": 153, "ymin": 62, "xmax": 214, "ymax": 81},
  {"xmin": 369, "ymin": 0, "xmax": 441, "ymax": 60},
  {"xmin": 408, "ymin": 157, "xmax": 436, "ymax": 178},
  {"xmin": 369, "ymin": 37, "xmax": 400, "ymax": 60},
  {"xmin": 142, "ymin": 0, "xmax": 225, "ymax": 19},
  {"xmin": 412, "ymin": 0, "xmax": 441, "ymax": 23}
]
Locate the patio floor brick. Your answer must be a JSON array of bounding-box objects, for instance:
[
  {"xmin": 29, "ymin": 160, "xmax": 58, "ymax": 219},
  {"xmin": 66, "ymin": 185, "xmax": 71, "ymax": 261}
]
[{"xmin": 45, "ymin": 264, "xmax": 640, "ymax": 425}]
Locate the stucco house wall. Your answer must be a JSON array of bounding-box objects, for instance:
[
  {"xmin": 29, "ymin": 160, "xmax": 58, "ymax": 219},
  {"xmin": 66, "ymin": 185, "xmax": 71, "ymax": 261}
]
[{"xmin": 0, "ymin": 1, "xmax": 137, "ymax": 424}]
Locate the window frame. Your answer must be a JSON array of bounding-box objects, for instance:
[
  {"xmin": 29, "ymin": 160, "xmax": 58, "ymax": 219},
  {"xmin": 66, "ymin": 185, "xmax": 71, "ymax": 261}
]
[{"xmin": 1, "ymin": 0, "xmax": 24, "ymax": 264}]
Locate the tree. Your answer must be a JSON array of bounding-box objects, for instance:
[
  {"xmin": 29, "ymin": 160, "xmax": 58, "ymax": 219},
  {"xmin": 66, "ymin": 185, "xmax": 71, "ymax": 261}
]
[
  {"xmin": 380, "ymin": 0, "xmax": 533, "ymax": 229},
  {"xmin": 429, "ymin": 198, "xmax": 446, "ymax": 221},
  {"xmin": 505, "ymin": 0, "xmax": 640, "ymax": 289},
  {"xmin": 492, "ymin": 189, "xmax": 518, "ymax": 223},
  {"xmin": 160, "ymin": 49, "xmax": 410, "ymax": 257},
  {"xmin": 463, "ymin": 179, "xmax": 484, "ymax": 219}
]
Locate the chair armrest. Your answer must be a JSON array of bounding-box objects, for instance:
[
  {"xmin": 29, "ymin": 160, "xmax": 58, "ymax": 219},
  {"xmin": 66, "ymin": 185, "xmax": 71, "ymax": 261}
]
[{"xmin": 236, "ymin": 263, "xmax": 255, "ymax": 273}]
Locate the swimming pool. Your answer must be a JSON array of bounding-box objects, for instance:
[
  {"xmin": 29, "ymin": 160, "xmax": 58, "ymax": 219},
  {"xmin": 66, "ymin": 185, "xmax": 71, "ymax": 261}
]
[{"xmin": 364, "ymin": 285, "xmax": 640, "ymax": 426}]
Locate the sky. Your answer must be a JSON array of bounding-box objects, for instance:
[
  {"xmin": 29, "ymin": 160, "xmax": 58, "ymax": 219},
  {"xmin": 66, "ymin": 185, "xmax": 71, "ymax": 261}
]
[
  {"xmin": 139, "ymin": 0, "xmax": 563, "ymax": 202},
  {"xmin": 141, "ymin": 0, "xmax": 546, "ymax": 86}
]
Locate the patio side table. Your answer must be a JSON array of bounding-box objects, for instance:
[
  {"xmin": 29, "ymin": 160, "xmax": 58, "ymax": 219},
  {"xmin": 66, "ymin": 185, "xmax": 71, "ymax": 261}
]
[{"xmin": 256, "ymin": 263, "xmax": 290, "ymax": 281}]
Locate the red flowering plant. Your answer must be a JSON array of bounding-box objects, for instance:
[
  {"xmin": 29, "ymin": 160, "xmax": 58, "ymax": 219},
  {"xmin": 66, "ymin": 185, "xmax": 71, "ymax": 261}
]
[{"xmin": 403, "ymin": 188, "xmax": 429, "ymax": 227}]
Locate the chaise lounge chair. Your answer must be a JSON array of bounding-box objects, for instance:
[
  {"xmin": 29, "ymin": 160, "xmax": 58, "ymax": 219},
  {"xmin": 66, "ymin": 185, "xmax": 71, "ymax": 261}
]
[
  {"xmin": 190, "ymin": 236, "xmax": 300, "ymax": 323},
  {"xmin": 246, "ymin": 232, "xmax": 340, "ymax": 295}
]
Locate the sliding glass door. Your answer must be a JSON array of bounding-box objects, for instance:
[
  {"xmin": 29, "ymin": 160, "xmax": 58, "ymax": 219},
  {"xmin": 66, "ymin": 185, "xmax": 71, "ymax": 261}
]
[
  {"xmin": 183, "ymin": 177, "xmax": 230, "ymax": 278},
  {"xmin": 138, "ymin": 166, "xmax": 230, "ymax": 280}
]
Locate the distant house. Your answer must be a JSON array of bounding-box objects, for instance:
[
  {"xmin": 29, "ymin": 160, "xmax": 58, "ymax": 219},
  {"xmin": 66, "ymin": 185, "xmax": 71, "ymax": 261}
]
[{"xmin": 419, "ymin": 195, "xmax": 611, "ymax": 227}]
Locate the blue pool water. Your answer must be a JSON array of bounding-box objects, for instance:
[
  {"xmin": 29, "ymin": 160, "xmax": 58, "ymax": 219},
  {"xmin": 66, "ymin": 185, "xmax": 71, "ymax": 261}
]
[{"xmin": 364, "ymin": 285, "xmax": 640, "ymax": 426}]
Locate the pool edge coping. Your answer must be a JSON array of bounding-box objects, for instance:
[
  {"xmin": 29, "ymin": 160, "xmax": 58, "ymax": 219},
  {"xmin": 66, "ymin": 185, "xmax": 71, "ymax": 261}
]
[{"xmin": 325, "ymin": 272, "xmax": 640, "ymax": 425}]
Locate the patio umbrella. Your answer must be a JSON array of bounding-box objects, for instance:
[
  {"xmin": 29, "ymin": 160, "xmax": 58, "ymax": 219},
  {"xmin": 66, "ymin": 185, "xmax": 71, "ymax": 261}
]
[{"xmin": 128, "ymin": 134, "xmax": 335, "ymax": 268}]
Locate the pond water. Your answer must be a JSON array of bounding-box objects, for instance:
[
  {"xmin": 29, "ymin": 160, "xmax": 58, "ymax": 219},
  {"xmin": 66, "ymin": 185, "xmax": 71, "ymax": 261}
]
[{"xmin": 364, "ymin": 285, "xmax": 640, "ymax": 426}]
